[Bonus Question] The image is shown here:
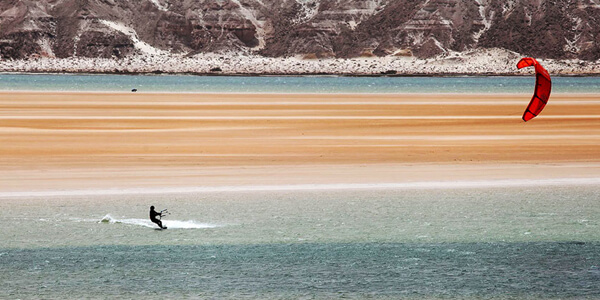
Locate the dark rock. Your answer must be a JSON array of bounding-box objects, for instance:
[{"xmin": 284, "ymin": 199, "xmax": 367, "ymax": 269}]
[{"xmin": 0, "ymin": 0, "xmax": 598, "ymax": 60}]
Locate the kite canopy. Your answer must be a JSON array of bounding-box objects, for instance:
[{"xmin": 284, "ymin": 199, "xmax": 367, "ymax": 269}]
[{"xmin": 517, "ymin": 57, "xmax": 552, "ymax": 122}]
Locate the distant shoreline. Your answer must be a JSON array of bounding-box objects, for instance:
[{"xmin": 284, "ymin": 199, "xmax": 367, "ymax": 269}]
[
  {"xmin": 2, "ymin": 49, "xmax": 599, "ymax": 76},
  {"xmin": 3, "ymin": 71, "xmax": 600, "ymax": 77}
]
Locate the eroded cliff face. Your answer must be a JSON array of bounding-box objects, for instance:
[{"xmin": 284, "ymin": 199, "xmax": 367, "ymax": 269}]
[{"xmin": 1, "ymin": 0, "xmax": 599, "ymax": 60}]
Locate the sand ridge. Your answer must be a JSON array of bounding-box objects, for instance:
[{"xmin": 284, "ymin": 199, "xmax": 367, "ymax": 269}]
[{"xmin": 1, "ymin": 92, "xmax": 599, "ymax": 193}]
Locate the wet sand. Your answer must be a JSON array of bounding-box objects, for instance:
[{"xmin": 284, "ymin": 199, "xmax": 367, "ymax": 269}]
[{"xmin": 1, "ymin": 92, "xmax": 599, "ymax": 193}]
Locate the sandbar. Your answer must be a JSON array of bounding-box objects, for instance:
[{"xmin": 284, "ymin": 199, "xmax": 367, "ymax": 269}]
[{"xmin": 1, "ymin": 92, "xmax": 599, "ymax": 194}]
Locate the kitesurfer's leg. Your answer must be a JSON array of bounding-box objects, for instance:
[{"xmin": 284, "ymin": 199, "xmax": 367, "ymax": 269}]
[
  {"xmin": 157, "ymin": 220, "xmax": 167, "ymax": 229},
  {"xmin": 152, "ymin": 219, "xmax": 163, "ymax": 229}
]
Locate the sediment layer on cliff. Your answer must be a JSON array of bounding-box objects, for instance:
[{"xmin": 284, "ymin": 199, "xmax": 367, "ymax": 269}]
[{"xmin": 1, "ymin": 0, "xmax": 599, "ymax": 62}]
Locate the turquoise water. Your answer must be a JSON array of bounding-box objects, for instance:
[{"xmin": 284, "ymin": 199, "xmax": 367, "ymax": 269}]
[
  {"xmin": 4, "ymin": 242, "xmax": 599, "ymax": 299},
  {"xmin": 0, "ymin": 73, "xmax": 599, "ymax": 93},
  {"xmin": 2, "ymin": 186, "xmax": 600, "ymax": 299}
]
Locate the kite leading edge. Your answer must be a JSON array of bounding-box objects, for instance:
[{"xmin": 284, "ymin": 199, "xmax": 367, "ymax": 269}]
[{"xmin": 517, "ymin": 57, "xmax": 552, "ymax": 122}]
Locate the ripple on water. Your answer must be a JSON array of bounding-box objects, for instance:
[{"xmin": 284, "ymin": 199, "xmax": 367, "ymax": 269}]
[{"xmin": 1, "ymin": 242, "xmax": 599, "ymax": 299}]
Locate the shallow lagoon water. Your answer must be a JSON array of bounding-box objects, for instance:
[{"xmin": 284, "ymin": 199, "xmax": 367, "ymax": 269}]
[
  {"xmin": 1, "ymin": 73, "xmax": 600, "ymax": 93},
  {"xmin": 1, "ymin": 73, "xmax": 599, "ymax": 298},
  {"xmin": 4, "ymin": 242, "xmax": 600, "ymax": 299},
  {"xmin": 2, "ymin": 185, "xmax": 599, "ymax": 298}
]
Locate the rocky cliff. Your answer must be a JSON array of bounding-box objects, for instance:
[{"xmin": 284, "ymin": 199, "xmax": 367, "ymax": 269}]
[{"xmin": 1, "ymin": 0, "xmax": 599, "ymax": 61}]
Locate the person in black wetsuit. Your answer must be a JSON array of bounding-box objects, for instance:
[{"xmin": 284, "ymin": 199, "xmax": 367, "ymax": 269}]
[{"xmin": 149, "ymin": 206, "xmax": 166, "ymax": 229}]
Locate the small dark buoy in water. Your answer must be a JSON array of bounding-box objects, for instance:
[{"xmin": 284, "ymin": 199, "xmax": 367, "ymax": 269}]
[{"xmin": 131, "ymin": 88, "xmax": 137, "ymax": 92}]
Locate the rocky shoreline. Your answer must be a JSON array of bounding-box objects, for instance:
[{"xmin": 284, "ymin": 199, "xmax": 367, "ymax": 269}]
[{"xmin": 2, "ymin": 49, "xmax": 600, "ymax": 76}]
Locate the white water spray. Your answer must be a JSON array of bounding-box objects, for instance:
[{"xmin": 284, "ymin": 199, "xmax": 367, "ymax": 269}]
[{"xmin": 99, "ymin": 214, "xmax": 219, "ymax": 229}]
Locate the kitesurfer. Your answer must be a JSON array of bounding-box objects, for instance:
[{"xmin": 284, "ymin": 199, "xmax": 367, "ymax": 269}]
[{"xmin": 149, "ymin": 206, "xmax": 167, "ymax": 229}]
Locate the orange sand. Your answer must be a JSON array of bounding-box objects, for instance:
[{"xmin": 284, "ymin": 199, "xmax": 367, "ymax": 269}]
[{"xmin": 1, "ymin": 92, "xmax": 599, "ymax": 192}]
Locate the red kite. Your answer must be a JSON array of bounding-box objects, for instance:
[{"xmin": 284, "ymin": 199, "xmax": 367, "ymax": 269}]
[{"xmin": 517, "ymin": 57, "xmax": 552, "ymax": 121}]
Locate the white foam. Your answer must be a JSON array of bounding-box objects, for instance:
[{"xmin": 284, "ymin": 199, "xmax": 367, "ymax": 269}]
[
  {"xmin": 3, "ymin": 177, "xmax": 600, "ymax": 198},
  {"xmin": 99, "ymin": 214, "xmax": 218, "ymax": 229}
]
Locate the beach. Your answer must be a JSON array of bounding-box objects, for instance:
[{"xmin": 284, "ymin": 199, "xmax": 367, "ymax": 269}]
[
  {"xmin": 2, "ymin": 50, "xmax": 600, "ymax": 75},
  {"xmin": 1, "ymin": 91, "xmax": 599, "ymax": 193}
]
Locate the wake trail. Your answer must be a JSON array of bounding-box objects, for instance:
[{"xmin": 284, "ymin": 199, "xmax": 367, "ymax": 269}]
[{"xmin": 99, "ymin": 214, "xmax": 219, "ymax": 229}]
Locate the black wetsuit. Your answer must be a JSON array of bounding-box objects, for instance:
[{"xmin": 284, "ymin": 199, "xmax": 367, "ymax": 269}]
[{"xmin": 150, "ymin": 208, "xmax": 165, "ymax": 229}]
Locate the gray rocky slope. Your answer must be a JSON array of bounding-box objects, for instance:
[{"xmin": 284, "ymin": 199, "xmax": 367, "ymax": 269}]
[{"xmin": 0, "ymin": 0, "xmax": 599, "ymax": 74}]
